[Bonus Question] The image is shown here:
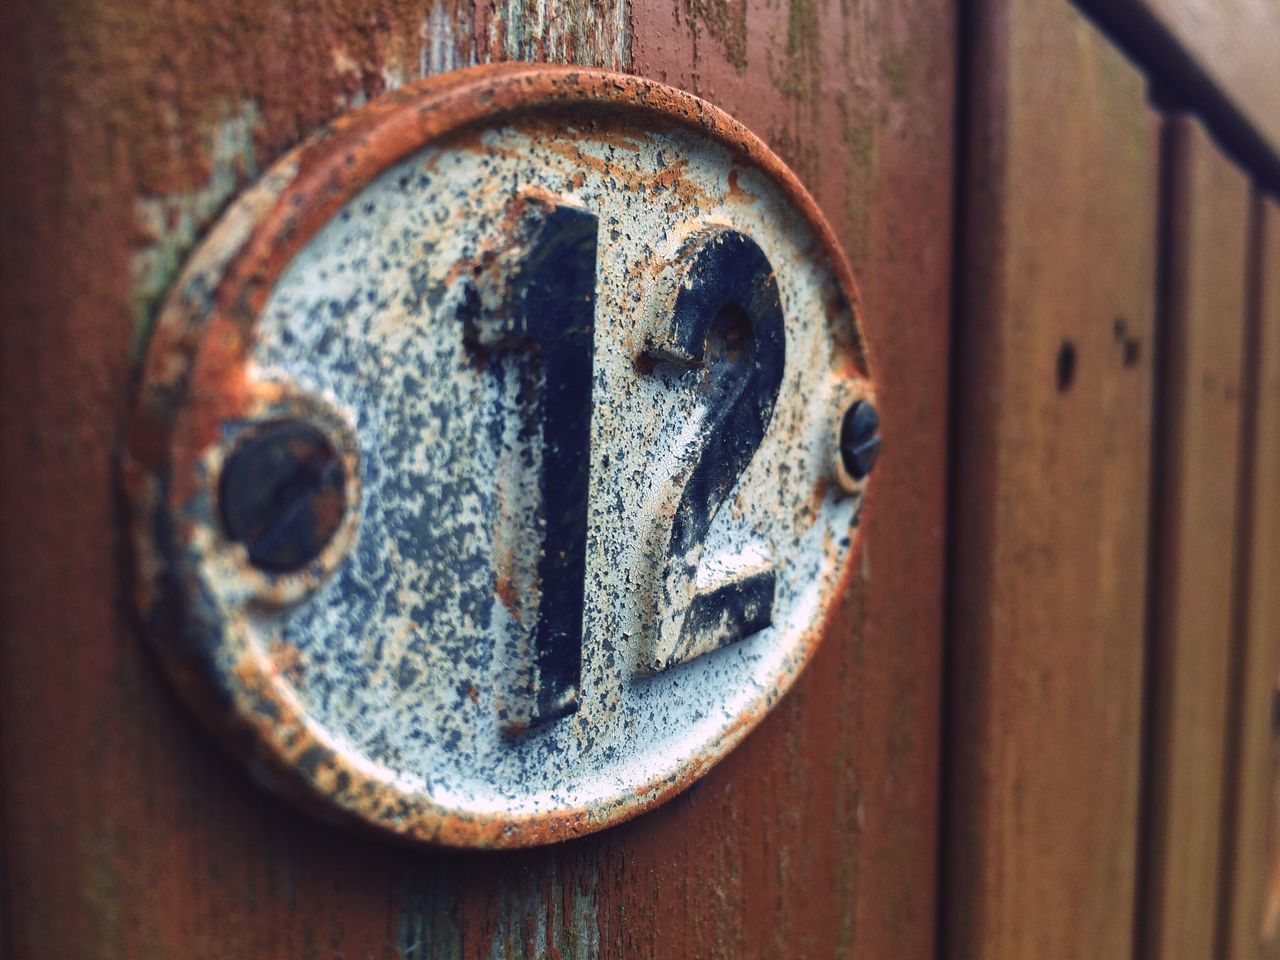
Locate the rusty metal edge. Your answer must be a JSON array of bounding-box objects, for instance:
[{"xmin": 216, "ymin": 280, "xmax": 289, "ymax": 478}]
[{"xmin": 122, "ymin": 62, "xmax": 875, "ymax": 849}]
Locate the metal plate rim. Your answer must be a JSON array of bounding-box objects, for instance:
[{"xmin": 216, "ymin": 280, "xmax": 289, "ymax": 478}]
[{"xmin": 124, "ymin": 62, "xmax": 876, "ymax": 848}]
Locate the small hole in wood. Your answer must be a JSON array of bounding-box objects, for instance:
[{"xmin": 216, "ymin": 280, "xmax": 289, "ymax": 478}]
[
  {"xmin": 1056, "ymin": 341, "xmax": 1077, "ymax": 393},
  {"xmin": 1114, "ymin": 317, "xmax": 1142, "ymax": 368}
]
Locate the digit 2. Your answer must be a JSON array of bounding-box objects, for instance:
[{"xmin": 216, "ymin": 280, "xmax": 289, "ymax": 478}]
[{"xmin": 640, "ymin": 228, "xmax": 786, "ymax": 672}]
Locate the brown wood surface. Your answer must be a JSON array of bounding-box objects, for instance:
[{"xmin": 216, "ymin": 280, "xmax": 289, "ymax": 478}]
[
  {"xmin": 1234, "ymin": 195, "xmax": 1280, "ymax": 960},
  {"xmin": 944, "ymin": 3, "xmax": 1161, "ymax": 959},
  {"xmin": 1218, "ymin": 190, "xmax": 1280, "ymax": 960},
  {"xmin": 0, "ymin": 2, "xmax": 954, "ymax": 958},
  {"xmin": 1141, "ymin": 116, "xmax": 1253, "ymax": 960}
]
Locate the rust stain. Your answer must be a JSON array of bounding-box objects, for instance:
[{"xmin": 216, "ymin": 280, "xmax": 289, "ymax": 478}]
[
  {"xmin": 726, "ymin": 166, "xmax": 756, "ymax": 203},
  {"xmin": 494, "ymin": 545, "xmax": 523, "ymax": 622},
  {"xmin": 267, "ymin": 638, "xmax": 307, "ymax": 684}
]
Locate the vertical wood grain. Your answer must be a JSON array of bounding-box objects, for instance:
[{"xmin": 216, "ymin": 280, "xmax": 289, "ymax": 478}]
[
  {"xmin": 1224, "ymin": 194, "xmax": 1280, "ymax": 960},
  {"xmin": 1265, "ymin": 199, "xmax": 1280, "ymax": 960},
  {"xmin": 1140, "ymin": 116, "xmax": 1252, "ymax": 960},
  {"xmin": 0, "ymin": 2, "xmax": 954, "ymax": 958},
  {"xmin": 0, "ymin": 5, "xmax": 615, "ymax": 960},
  {"xmin": 945, "ymin": 2, "xmax": 1160, "ymax": 958},
  {"xmin": 596, "ymin": 3, "xmax": 956, "ymax": 957}
]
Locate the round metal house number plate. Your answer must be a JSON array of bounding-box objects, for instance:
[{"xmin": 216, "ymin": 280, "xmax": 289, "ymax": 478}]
[{"xmin": 126, "ymin": 64, "xmax": 878, "ymax": 847}]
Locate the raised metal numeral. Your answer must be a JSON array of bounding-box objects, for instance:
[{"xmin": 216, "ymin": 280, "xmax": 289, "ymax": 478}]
[
  {"xmin": 462, "ymin": 196, "xmax": 598, "ymax": 728},
  {"xmin": 640, "ymin": 229, "xmax": 786, "ymax": 672}
]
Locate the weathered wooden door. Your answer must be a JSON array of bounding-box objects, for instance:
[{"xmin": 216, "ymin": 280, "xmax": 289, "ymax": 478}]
[{"xmin": 1, "ymin": 2, "xmax": 1277, "ymax": 959}]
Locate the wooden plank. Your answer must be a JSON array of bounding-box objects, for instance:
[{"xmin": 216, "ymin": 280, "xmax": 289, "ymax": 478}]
[
  {"xmin": 1269, "ymin": 732, "xmax": 1280, "ymax": 959},
  {"xmin": 1269, "ymin": 654, "xmax": 1280, "ymax": 960},
  {"xmin": 1218, "ymin": 192, "xmax": 1280, "ymax": 960},
  {"xmin": 1140, "ymin": 116, "xmax": 1252, "ymax": 960},
  {"xmin": 944, "ymin": 3, "xmax": 1160, "ymax": 959},
  {"xmin": 0, "ymin": 2, "xmax": 955, "ymax": 958},
  {"xmin": 606, "ymin": 4, "xmax": 956, "ymax": 958},
  {"xmin": 0, "ymin": 6, "xmax": 607, "ymax": 960},
  {"xmin": 1225, "ymin": 194, "xmax": 1280, "ymax": 960}
]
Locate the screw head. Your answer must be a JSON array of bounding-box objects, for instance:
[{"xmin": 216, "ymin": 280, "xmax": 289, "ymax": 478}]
[
  {"xmin": 219, "ymin": 421, "xmax": 347, "ymax": 572},
  {"xmin": 839, "ymin": 400, "xmax": 881, "ymax": 481}
]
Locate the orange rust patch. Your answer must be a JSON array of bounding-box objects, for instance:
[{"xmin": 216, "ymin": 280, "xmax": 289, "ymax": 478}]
[
  {"xmin": 809, "ymin": 474, "xmax": 833, "ymax": 524},
  {"xmin": 726, "ymin": 167, "xmax": 757, "ymax": 203},
  {"xmin": 267, "ymin": 638, "xmax": 307, "ymax": 684}
]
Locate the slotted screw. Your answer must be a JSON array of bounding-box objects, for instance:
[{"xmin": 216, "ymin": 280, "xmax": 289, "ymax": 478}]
[
  {"xmin": 839, "ymin": 400, "xmax": 881, "ymax": 481},
  {"xmin": 219, "ymin": 421, "xmax": 347, "ymax": 572}
]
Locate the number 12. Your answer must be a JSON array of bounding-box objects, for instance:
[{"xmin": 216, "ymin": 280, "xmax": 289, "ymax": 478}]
[{"xmin": 465, "ymin": 198, "xmax": 784, "ymax": 729}]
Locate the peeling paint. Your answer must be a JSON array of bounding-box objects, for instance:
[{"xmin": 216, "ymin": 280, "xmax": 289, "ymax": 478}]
[
  {"xmin": 130, "ymin": 101, "xmax": 259, "ymax": 353},
  {"xmin": 482, "ymin": 851, "xmax": 600, "ymax": 959},
  {"xmin": 686, "ymin": 0, "xmax": 749, "ymax": 70}
]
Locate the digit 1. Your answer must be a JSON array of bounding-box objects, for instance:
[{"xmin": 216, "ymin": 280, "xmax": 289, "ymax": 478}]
[
  {"xmin": 462, "ymin": 196, "xmax": 598, "ymax": 728},
  {"xmin": 640, "ymin": 228, "xmax": 786, "ymax": 673}
]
